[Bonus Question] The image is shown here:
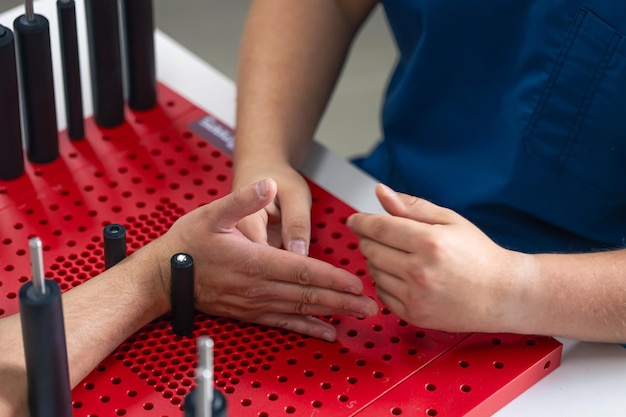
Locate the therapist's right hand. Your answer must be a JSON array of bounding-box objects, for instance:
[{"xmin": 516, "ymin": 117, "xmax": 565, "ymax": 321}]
[{"xmin": 233, "ymin": 163, "xmax": 313, "ymax": 256}]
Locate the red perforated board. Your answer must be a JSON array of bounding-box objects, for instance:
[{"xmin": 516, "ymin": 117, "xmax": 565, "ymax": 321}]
[{"xmin": 0, "ymin": 83, "xmax": 562, "ymax": 416}]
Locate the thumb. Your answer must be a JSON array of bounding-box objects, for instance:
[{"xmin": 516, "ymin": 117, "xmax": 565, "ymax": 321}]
[
  {"xmin": 376, "ymin": 183, "xmax": 455, "ymax": 225},
  {"xmin": 206, "ymin": 178, "xmax": 278, "ymax": 230}
]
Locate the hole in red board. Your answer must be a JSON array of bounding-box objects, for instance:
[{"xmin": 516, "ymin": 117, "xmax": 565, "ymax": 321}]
[{"xmin": 427, "ymin": 409, "xmax": 438, "ymax": 416}]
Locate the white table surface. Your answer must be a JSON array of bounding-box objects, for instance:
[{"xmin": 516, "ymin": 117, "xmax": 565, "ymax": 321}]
[{"xmin": 2, "ymin": 2, "xmax": 626, "ymax": 416}]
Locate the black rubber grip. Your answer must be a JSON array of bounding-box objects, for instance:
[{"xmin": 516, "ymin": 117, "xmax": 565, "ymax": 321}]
[
  {"xmin": 57, "ymin": 0, "xmax": 84, "ymax": 140},
  {"xmin": 170, "ymin": 253, "xmax": 195, "ymax": 337},
  {"xmin": 184, "ymin": 388, "xmax": 228, "ymax": 417},
  {"xmin": 19, "ymin": 280, "xmax": 72, "ymax": 417},
  {"xmin": 0, "ymin": 25, "xmax": 25, "ymax": 180},
  {"xmin": 120, "ymin": 0, "xmax": 157, "ymax": 111},
  {"xmin": 13, "ymin": 14, "xmax": 59, "ymax": 164},
  {"xmin": 103, "ymin": 223, "xmax": 127, "ymax": 269},
  {"xmin": 84, "ymin": 0, "xmax": 124, "ymax": 128}
]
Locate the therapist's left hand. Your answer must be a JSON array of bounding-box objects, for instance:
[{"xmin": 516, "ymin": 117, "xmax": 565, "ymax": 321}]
[{"xmin": 346, "ymin": 184, "xmax": 534, "ymax": 333}]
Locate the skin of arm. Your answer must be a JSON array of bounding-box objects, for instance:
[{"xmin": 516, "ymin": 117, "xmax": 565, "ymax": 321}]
[
  {"xmin": 346, "ymin": 183, "xmax": 626, "ymax": 342},
  {"xmin": 0, "ymin": 179, "xmax": 378, "ymax": 417},
  {"xmin": 233, "ymin": 0, "xmax": 378, "ymax": 255}
]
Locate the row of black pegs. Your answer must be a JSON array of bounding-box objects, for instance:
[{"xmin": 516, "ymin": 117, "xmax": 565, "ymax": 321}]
[
  {"xmin": 0, "ymin": 0, "xmax": 157, "ymax": 181},
  {"xmin": 20, "ymin": 225, "xmax": 226, "ymax": 417}
]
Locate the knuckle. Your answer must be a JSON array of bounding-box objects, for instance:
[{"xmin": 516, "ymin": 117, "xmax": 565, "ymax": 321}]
[
  {"xmin": 369, "ymin": 217, "xmax": 388, "ymax": 238},
  {"xmin": 404, "ymin": 195, "xmax": 424, "ymax": 210},
  {"xmin": 300, "ymin": 286, "xmax": 319, "ymax": 305},
  {"xmin": 288, "ymin": 216, "xmax": 310, "ymax": 234},
  {"xmin": 404, "ymin": 259, "xmax": 424, "ymax": 283},
  {"xmin": 294, "ymin": 302, "xmax": 310, "ymax": 315},
  {"xmin": 240, "ymin": 286, "xmax": 266, "ymax": 300},
  {"xmin": 272, "ymin": 318, "xmax": 290, "ymax": 331},
  {"xmin": 294, "ymin": 266, "xmax": 312, "ymax": 286}
]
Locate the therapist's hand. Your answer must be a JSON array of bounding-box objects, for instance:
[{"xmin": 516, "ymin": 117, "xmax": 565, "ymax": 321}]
[
  {"xmin": 232, "ymin": 162, "xmax": 313, "ymax": 255},
  {"xmin": 157, "ymin": 178, "xmax": 378, "ymax": 341},
  {"xmin": 346, "ymin": 184, "xmax": 532, "ymax": 333}
]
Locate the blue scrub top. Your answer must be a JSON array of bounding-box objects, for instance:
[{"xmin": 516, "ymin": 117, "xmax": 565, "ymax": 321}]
[{"xmin": 354, "ymin": 0, "xmax": 626, "ymax": 253}]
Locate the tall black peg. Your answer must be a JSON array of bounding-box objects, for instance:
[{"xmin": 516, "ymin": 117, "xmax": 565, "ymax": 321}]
[
  {"xmin": 0, "ymin": 24, "xmax": 25, "ymax": 180},
  {"xmin": 19, "ymin": 237, "xmax": 72, "ymax": 417},
  {"xmin": 84, "ymin": 0, "xmax": 125, "ymax": 127},
  {"xmin": 120, "ymin": 0, "xmax": 157, "ymax": 111},
  {"xmin": 13, "ymin": 0, "xmax": 59, "ymax": 164},
  {"xmin": 56, "ymin": 0, "xmax": 84, "ymax": 140},
  {"xmin": 170, "ymin": 253, "xmax": 195, "ymax": 337}
]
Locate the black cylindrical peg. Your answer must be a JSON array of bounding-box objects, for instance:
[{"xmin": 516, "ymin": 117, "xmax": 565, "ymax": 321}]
[
  {"xmin": 103, "ymin": 223, "xmax": 127, "ymax": 269},
  {"xmin": 56, "ymin": 0, "xmax": 84, "ymax": 140},
  {"xmin": 184, "ymin": 390, "xmax": 228, "ymax": 417},
  {"xmin": 184, "ymin": 337, "xmax": 227, "ymax": 417},
  {"xmin": 13, "ymin": 2, "xmax": 59, "ymax": 164},
  {"xmin": 84, "ymin": 0, "xmax": 124, "ymax": 127},
  {"xmin": 170, "ymin": 253, "xmax": 195, "ymax": 337},
  {"xmin": 19, "ymin": 237, "xmax": 72, "ymax": 417},
  {"xmin": 0, "ymin": 25, "xmax": 25, "ymax": 180},
  {"xmin": 120, "ymin": 0, "xmax": 157, "ymax": 111}
]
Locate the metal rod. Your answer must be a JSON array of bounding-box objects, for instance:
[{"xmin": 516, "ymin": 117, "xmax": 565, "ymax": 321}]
[
  {"xmin": 29, "ymin": 237, "xmax": 46, "ymax": 296},
  {"xmin": 196, "ymin": 337, "xmax": 214, "ymax": 417},
  {"xmin": 25, "ymin": 0, "xmax": 34, "ymax": 22}
]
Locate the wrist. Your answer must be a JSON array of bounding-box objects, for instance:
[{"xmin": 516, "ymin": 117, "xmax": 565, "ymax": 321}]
[
  {"xmin": 495, "ymin": 251, "xmax": 543, "ymax": 334},
  {"xmin": 105, "ymin": 238, "xmax": 172, "ymax": 320}
]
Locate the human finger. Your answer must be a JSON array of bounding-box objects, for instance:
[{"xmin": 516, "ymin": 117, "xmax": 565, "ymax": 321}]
[
  {"xmin": 243, "ymin": 282, "xmax": 379, "ymax": 318},
  {"xmin": 372, "ymin": 281, "xmax": 409, "ymax": 322},
  {"xmin": 204, "ymin": 178, "xmax": 278, "ymax": 231},
  {"xmin": 257, "ymin": 246, "xmax": 367, "ymax": 295},
  {"xmin": 376, "ymin": 183, "xmax": 456, "ymax": 225},
  {"xmin": 254, "ymin": 313, "xmax": 339, "ymax": 342},
  {"xmin": 358, "ymin": 235, "xmax": 423, "ymax": 284},
  {"xmin": 278, "ymin": 183, "xmax": 313, "ymax": 256},
  {"xmin": 347, "ymin": 212, "xmax": 432, "ymax": 254},
  {"xmin": 236, "ymin": 211, "xmax": 271, "ymax": 245}
]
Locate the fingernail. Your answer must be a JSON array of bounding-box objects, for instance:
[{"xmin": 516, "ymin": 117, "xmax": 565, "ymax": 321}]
[
  {"xmin": 351, "ymin": 311, "xmax": 367, "ymax": 319},
  {"xmin": 344, "ymin": 286, "xmax": 360, "ymax": 295},
  {"xmin": 346, "ymin": 214, "xmax": 354, "ymax": 227},
  {"xmin": 379, "ymin": 183, "xmax": 397, "ymax": 198},
  {"xmin": 288, "ymin": 239, "xmax": 308, "ymax": 256},
  {"xmin": 255, "ymin": 179, "xmax": 268, "ymax": 198},
  {"xmin": 322, "ymin": 331, "xmax": 335, "ymax": 342}
]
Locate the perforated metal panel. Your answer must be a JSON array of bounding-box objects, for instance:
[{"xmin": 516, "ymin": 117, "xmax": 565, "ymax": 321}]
[{"xmin": 0, "ymin": 83, "xmax": 562, "ymax": 416}]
